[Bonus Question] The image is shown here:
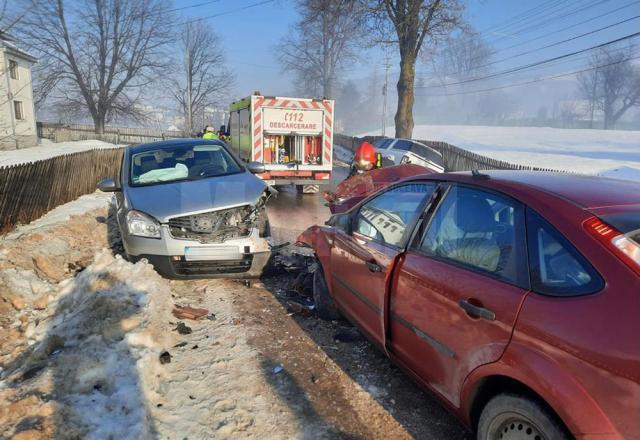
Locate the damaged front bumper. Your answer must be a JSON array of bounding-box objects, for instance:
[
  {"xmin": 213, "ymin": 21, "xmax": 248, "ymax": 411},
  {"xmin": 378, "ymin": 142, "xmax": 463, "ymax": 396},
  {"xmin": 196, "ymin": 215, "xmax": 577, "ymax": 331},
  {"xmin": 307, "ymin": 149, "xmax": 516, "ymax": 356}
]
[
  {"xmin": 124, "ymin": 202, "xmax": 272, "ymax": 279},
  {"xmin": 126, "ymin": 228, "xmax": 271, "ymax": 279}
]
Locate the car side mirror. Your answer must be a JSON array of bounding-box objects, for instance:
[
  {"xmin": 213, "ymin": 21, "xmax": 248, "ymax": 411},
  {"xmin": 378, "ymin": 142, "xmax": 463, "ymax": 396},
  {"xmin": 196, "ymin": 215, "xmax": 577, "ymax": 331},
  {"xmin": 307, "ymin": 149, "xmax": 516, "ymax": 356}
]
[
  {"xmin": 97, "ymin": 177, "xmax": 120, "ymax": 192},
  {"xmin": 247, "ymin": 161, "xmax": 265, "ymax": 174}
]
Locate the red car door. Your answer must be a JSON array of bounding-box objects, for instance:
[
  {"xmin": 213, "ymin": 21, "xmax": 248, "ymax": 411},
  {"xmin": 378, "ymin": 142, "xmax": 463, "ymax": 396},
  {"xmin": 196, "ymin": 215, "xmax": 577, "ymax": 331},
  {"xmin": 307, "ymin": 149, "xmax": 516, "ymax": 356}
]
[
  {"xmin": 389, "ymin": 184, "xmax": 531, "ymax": 406},
  {"xmin": 330, "ymin": 182, "xmax": 436, "ymax": 346}
]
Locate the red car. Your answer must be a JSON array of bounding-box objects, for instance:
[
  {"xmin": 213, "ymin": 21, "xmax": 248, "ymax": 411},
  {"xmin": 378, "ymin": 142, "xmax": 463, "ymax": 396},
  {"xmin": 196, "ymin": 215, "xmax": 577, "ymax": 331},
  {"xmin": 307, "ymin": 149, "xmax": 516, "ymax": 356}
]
[
  {"xmin": 298, "ymin": 170, "xmax": 640, "ymax": 439},
  {"xmin": 324, "ymin": 164, "xmax": 429, "ymax": 213}
]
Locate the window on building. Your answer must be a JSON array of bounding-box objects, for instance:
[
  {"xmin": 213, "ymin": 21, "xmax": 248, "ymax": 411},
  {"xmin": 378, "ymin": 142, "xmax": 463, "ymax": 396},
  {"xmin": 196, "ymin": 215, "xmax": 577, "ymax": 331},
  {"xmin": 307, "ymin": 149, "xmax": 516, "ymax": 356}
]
[
  {"xmin": 9, "ymin": 60, "xmax": 18, "ymax": 79},
  {"xmin": 14, "ymin": 101, "xmax": 24, "ymax": 120}
]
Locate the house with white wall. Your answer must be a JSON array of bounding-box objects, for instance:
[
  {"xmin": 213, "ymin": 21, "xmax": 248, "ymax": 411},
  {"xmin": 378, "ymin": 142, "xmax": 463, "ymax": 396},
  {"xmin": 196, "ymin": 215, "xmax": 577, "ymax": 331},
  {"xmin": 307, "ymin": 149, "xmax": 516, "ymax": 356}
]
[{"xmin": 0, "ymin": 31, "xmax": 37, "ymax": 150}]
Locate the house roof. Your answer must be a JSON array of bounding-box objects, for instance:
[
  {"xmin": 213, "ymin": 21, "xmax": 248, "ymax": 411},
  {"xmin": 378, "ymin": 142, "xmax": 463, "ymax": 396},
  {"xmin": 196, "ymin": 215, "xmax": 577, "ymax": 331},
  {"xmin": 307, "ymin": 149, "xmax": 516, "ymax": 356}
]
[{"xmin": 0, "ymin": 30, "xmax": 37, "ymax": 63}]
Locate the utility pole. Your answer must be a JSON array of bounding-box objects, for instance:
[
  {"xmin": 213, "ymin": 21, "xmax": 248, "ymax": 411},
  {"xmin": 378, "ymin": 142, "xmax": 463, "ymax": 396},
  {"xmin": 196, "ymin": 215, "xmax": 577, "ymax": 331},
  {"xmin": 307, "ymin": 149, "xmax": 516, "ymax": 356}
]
[
  {"xmin": 186, "ymin": 48, "xmax": 192, "ymax": 135},
  {"xmin": 382, "ymin": 56, "xmax": 391, "ymax": 137}
]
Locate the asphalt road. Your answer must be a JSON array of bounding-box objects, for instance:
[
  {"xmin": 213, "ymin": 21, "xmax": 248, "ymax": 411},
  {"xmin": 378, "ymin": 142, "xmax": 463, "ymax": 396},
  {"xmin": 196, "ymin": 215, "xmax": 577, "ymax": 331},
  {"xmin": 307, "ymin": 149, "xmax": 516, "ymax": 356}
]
[{"xmin": 266, "ymin": 164, "xmax": 349, "ymax": 246}]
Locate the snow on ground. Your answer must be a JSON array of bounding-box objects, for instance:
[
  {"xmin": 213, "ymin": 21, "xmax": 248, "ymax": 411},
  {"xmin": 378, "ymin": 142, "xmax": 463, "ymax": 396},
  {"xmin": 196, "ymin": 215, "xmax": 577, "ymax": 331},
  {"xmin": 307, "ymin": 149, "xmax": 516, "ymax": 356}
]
[
  {"xmin": 361, "ymin": 125, "xmax": 640, "ymax": 180},
  {"xmin": 5, "ymin": 191, "xmax": 112, "ymax": 240},
  {"xmin": 0, "ymin": 139, "xmax": 123, "ymax": 167}
]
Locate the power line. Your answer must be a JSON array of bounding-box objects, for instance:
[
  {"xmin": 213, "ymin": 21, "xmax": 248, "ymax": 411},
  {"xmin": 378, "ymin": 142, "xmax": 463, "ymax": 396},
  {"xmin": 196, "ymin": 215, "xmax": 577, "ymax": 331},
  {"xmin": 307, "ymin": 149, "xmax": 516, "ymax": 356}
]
[
  {"xmin": 415, "ymin": 53, "xmax": 640, "ymax": 97},
  {"xmin": 474, "ymin": 0, "xmax": 564, "ymax": 36},
  {"xmin": 444, "ymin": 0, "xmax": 611, "ymax": 54},
  {"xmin": 484, "ymin": 0, "xmax": 614, "ymax": 46},
  {"xmin": 431, "ymin": 15, "xmax": 640, "ymax": 79},
  {"xmin": 429, "ymin": 2, "xmax": 640, "ymax": 78},
  {"xmin": 168, "ymin": 0, "xmax": 222, "ymax": 13},
  {"xmin": 415, "ymin": 31, "xmax": 640, "ymax": 89},
  {"xmin": 179, "ymin": 0, "xmax": 275, "ymax": 25},
  {"xmin": 490, "ymin": 0, "xmax": 640, "ymax": 57}
]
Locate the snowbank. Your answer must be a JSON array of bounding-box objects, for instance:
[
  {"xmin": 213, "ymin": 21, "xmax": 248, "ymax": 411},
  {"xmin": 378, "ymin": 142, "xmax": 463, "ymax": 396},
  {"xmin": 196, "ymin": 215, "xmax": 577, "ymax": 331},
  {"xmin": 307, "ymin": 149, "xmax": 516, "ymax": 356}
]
[
  {"xmin": 36, "ymin": 251, "xmax": 172, "ymax": 440},
  {"xmin": 0, "ymin": 139, "xmax": 123, "ymax": 167},
  {"xmin": 360, "ymin": 125, "xmax": 640, "ymax": 180},
  {"xmin": 5, "ymin": 191, "xmax": 112, "ymax": 240}
]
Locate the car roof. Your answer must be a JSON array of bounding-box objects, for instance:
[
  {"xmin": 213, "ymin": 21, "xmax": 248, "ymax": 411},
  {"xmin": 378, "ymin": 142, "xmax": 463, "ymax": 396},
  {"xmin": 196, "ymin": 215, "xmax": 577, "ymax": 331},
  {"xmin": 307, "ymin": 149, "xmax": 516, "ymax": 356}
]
[
  {"xmin": 129, "ymin": 138, "xmax": 224, "ymax": 154},
  {"xmin": 411, "ymin": 170, "xmax": 640, "ymax": 209}
]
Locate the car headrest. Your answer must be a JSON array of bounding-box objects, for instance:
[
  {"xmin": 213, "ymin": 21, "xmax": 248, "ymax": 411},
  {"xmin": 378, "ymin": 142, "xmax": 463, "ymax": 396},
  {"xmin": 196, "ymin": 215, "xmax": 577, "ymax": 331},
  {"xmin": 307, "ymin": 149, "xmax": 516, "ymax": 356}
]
[
  {"xmin": 456, "ymin": 196, "xmax": 495, "ymax": 234},
  {"xmin": 139, "ymin": 155, "xmax": 157, "ymax": 173}
]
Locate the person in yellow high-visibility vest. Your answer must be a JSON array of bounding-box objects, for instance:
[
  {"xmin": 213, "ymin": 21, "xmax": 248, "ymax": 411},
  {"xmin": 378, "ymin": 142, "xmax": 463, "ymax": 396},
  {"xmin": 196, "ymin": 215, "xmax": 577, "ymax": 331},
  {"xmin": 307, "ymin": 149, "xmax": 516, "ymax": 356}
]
[{"xmin": 202, "ymin": 126, "xmax": 219, "ymax": 140}]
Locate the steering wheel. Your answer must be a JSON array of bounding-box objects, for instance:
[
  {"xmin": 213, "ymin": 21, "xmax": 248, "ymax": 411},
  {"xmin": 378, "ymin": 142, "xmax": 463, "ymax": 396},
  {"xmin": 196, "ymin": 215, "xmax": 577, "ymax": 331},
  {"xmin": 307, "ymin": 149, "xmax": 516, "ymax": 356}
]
[{"xmin": 197, "ymin": 164, "xmax": 224, "ymax": 177}]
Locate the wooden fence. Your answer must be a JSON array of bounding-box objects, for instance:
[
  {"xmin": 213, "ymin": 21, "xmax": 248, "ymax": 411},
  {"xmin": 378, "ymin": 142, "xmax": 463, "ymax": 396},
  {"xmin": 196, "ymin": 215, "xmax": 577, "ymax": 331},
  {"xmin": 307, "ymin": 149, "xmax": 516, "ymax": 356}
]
[
  {"xmin": 37, "ymin": 122, "xmax": 185, "ymax": 145},
  {"xmin": 0, "ymin": 148, "xmax": 123, "ymax": 233},
  {"xmin": 334, "ymin": 133, "xmax": 561, "ymax": 172}
]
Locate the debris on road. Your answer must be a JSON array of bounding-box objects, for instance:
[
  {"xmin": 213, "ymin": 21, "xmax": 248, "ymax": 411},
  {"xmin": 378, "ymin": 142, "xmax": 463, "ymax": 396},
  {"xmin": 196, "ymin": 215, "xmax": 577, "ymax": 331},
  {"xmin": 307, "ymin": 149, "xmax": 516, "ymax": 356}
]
[
  {"xmin": 333, "ymin": 328, "xmax": 364, "ymax": 343},
  {"xmin": 159, "ymin": 351, "xmax": 172, "ymax": 364},
  {"xmin": 286, "ymin": 297, "xmax": 315, "ymax": 317},
  {"xmin": 174, "ymin": 322, "xmax": 192, "ymax": 335},
  {"xmin": 172, "ymin": 304, "xmax": 209, "ymax": 321}
]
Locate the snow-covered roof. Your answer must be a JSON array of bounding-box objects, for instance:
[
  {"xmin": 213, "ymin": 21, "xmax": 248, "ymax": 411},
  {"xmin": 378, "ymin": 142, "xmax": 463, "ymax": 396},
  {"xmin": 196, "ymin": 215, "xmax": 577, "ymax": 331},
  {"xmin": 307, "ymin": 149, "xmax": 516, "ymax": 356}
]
[{"xmin": 0, "ymin": 30, "xmax": 37, "ymax": 63}]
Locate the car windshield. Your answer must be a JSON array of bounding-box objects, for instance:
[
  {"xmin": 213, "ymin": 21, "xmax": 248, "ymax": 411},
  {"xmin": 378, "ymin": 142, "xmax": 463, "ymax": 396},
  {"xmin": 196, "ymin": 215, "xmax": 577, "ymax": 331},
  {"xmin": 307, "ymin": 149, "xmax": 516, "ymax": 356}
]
[
  {"xmin": 373, "ymin": 138, "xmax": 394, "ymax": 149},
  {"xmin": 392, "ymin": 140, "xmax": 412, "ymax": 151},
  {"xmin": 130, "ymin": 143, "xmax": 242, "ymax": 186},
  {"xmin": 411, "ymin": 143, "xmax": 444, "ymax": 167}
]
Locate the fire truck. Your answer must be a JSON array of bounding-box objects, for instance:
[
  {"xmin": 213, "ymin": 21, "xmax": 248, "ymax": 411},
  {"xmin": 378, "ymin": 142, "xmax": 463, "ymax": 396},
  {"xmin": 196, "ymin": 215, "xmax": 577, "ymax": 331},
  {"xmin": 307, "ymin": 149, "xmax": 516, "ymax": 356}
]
[{"xmin": 228, "ymin": 93, "xmax": 334, "ymax": 193}]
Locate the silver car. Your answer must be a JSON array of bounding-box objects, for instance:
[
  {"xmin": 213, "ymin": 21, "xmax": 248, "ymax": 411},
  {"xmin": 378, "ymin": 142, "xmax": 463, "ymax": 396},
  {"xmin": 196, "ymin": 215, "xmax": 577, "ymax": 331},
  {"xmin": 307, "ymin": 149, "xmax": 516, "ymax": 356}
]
[
  {"xmin": 373, "ymin": 138, "xmax": 445, "ymax": 173},
  {"xmin": 97, "ymin": 139, "xmax": 273, "ymax": 279}
]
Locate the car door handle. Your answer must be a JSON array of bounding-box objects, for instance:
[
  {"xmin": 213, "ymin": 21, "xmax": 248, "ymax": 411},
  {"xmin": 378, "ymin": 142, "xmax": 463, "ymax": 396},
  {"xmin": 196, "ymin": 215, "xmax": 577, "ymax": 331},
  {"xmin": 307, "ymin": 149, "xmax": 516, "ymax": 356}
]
[
  {"xmin": 366, "ymin": 260, "xmax": 382, "ymax": 273},
  {"xmin": 459, "ymin": 300, "xmax": 495, "ymax": 321}
]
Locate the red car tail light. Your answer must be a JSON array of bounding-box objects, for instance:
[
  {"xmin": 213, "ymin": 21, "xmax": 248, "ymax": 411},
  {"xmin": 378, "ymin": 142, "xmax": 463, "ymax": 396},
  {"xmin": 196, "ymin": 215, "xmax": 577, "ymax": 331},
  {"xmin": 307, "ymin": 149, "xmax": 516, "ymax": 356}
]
[{"xmin": 584, "ymin": 216, "xmax": 640, "ymax": 275}]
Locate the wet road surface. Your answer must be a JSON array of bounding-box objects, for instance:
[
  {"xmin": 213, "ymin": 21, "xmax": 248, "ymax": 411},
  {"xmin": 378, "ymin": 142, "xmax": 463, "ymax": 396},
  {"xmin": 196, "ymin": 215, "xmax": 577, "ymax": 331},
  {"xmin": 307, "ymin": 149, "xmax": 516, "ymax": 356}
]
[{"xmin": 267, "ymin": 164, "xmax": 349, "ymax": 245}]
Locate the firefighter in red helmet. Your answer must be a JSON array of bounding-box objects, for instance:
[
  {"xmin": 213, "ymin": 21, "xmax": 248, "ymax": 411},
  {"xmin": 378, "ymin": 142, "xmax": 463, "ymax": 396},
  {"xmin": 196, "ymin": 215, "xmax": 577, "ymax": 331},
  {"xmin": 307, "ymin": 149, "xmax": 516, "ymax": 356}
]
[{"xmin": 348, "ymin": 141, "xmax": 382, "ymax": 177}]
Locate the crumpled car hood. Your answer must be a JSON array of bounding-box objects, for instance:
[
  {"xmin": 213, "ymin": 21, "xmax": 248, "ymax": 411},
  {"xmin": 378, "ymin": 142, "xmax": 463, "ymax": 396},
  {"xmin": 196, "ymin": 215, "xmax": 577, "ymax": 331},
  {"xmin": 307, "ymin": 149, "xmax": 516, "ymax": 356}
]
[{"xmin": 126, "ymin": 171, "xmax": 268, "ymax": 223}]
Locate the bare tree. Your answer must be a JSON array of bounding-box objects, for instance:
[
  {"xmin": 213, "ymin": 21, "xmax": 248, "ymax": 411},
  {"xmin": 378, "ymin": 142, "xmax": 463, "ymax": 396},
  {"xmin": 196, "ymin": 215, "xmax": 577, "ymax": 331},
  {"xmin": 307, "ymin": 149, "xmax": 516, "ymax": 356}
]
[
  {"xmin": 0, "ymin": 0, "xmax": 30, "ymax": 32},
  {"xmin": 167, "ymin": 22, "xmax": 233, "ymax": 134},
  {"xmin": 20, "ymin": 0, "xmax": 174, "ymax": 133},
  {"xmin": 434, "ymin": 29, "xmax": 492, "ymax": 80},
  {"xmin": 278, "ymin": 0, "xmax": 363, "ymax": 98},
  {"xmin": 430, "ymin": 29, "xmax": 491, "ymax": 123},
  {"xmin": 559, "ymin": 101, "xmax": 580, "ymax": 128},
  {"xmin": 578, "ymin": 47, "xmax": 640, "ymax": 129},
  {"xmin": 364, "ymin": 0, "xmax": 463, "ymax": 138}
]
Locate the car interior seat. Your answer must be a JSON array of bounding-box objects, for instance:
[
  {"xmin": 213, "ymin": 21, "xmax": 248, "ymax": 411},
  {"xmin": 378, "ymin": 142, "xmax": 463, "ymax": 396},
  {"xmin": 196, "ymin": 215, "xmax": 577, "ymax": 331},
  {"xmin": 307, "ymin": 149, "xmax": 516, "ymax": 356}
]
[
  {"xmin": 495, "ymin": 207, "xmax": 517, "ymax": 279},
  {"xmin": 443, "ymin": 195, "xmax": 501, "ymax": 272},
  {"xmin": 138, "ymin": 155, "xmax": 157, "ymax": 175}
]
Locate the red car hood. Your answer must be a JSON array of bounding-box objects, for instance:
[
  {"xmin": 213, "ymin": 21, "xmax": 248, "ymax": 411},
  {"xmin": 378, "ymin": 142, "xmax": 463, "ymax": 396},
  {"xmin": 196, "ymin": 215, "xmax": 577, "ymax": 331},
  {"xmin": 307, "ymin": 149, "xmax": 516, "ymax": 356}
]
[{"xmin": 328, "ymin": 164, "xmax": 431, "ymax": 213}]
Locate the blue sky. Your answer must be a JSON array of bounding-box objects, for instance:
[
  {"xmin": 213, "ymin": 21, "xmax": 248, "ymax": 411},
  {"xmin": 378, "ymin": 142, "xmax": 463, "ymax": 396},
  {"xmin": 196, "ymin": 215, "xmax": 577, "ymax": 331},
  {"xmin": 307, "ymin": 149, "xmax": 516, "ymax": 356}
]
[{"xmin": 175, "ymin": 0, "xmax": 639, "ymax": 99}]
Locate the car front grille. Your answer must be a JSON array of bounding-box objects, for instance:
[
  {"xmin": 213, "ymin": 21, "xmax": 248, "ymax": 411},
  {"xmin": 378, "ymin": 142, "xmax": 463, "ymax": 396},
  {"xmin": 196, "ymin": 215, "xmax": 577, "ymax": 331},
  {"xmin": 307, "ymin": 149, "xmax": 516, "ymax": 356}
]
[
  {"xmin": 168, "ymin": 205, "xmax": 254, "ymax": 243},
  {"xmin": 172, "ymin": 256, "xmax": 253, "ymax": 276}
]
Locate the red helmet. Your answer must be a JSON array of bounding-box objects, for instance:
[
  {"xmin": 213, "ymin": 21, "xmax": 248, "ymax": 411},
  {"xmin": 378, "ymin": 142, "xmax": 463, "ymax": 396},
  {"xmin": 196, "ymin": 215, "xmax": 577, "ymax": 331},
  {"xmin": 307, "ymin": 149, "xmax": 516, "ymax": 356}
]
[{"xmin": 354, "ymin": 142, "xmax": 376, "ymax": 171}]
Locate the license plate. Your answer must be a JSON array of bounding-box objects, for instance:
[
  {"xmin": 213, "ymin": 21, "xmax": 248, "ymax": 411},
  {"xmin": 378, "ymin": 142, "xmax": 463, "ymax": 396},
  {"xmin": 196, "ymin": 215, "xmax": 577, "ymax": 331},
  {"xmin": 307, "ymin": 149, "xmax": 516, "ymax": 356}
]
[{"xmin": 184, "ymin": 246, "xmax": 242, "ymax": 261}]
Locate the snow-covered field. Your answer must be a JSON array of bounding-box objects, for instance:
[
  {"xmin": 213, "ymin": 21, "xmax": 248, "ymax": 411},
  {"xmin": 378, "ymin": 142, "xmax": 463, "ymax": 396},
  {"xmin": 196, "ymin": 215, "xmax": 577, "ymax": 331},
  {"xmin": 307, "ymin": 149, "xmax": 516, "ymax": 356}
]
[
  {"xmin": 362, "ymin": 125, "xmax": 640, "ymax": 181},
  {"xmin": 0, "ymin": 139, "xmax": 123, "ymax": 167}
]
